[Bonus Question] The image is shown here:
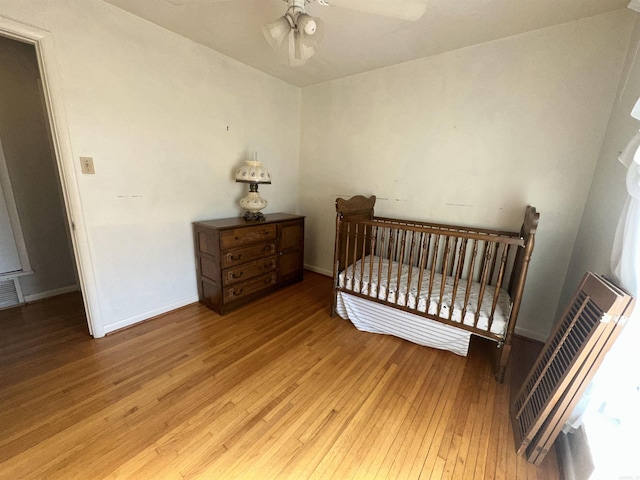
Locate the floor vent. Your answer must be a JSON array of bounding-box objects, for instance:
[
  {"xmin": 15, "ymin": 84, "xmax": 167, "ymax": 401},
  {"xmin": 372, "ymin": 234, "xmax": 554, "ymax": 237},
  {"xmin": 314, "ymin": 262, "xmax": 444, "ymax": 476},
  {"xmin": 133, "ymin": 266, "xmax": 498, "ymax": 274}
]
[{"xmin": 0, "ymin": 277, "xmax": 21, "ymax": 309}]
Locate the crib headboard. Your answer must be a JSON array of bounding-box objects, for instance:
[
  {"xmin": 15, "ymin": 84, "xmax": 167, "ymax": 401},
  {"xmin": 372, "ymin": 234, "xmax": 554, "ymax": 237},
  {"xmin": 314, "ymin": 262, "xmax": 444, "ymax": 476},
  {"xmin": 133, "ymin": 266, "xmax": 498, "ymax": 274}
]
[{"xmin": 333, "ymin": 195, "xmax": 376, "ymax": 276}]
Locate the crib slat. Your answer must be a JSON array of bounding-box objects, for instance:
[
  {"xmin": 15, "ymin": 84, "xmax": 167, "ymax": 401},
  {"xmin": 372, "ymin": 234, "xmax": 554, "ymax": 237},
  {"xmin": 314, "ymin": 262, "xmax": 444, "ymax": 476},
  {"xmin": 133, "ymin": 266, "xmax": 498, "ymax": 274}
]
[
  {"xmin": 449, "ymin": 238, "xmax": 468, "ymax": 322},
  {"xmin": 352, "ymin": 222, "xmax": 360, "ymax": 290},
  {"xmin": 474, "ymin": 241, "xmax": 495, "ymax": 328},
  {"xmin": 479, "ymin": 241, "xmax": 489, "ymax": 282},
  {"xmin": 376, "ymin": 227, "xmax": 386, "ymax": 298},
  {"xmin": 368, "ymin": 225, "xmax": 377, "ymax": 298},
  {"xmin": 438, "ymin": 236, "xmax": 452, "ymax": 317},
  {"xmin": 427, "ymin": 234, "xmax": 440, "ymax": 309},
  {"xmin": 386, "ymin": 229, "xmax": 396, "ymax": 302},
  {"xmin": 397, "ymin": 230, "xmax": 408, "ymax": 303},
  {"xmin": 350, "ymin": 222, "xmax": 357, "ymax": 288},
  {"xmin": 461, "ymin": 239, "xmax": 479, "ymax": 321},
  {"xmin": 488, "ymin": 244, "xmax": 511, "ymax": 332},
  {"xmin": 405, "ymin": 231, "xmax": 418, "ymax": 306},
  {"xmin": 344, "ymin": 221, "xmax": 352, "ymax": 288},
  {"xmin": 448, "ymin": 237, "xmax": 459, "ymax": 277},
  {"xmin": 415, "ymin": 233, "xmax": 428, "ymax": 306},
  {"xmin": 488, "ymin": 239, "xmax": 500, "ymax": 285},
  {"xmin": 358, "ymin": 223, "xmax": 368, "ymax": 294}
]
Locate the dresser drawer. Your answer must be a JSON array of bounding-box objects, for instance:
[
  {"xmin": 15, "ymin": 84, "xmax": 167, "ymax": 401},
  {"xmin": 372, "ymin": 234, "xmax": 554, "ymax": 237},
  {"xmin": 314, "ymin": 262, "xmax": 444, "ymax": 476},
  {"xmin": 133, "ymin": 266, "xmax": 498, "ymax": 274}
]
[
  {"xmin": 222, "ymin": 255, "xmax": 277, "ymax": 286},
  {"xmin": 221, "ymin": 242, "xmax": 276, "ymax": 268},
  {"xmin": 223, "ymin": 272, "xmax": 277, "ymax": 303},
  {"xmin": 220, "ymin": 224, "xmax": 277, "ymax": 250}
]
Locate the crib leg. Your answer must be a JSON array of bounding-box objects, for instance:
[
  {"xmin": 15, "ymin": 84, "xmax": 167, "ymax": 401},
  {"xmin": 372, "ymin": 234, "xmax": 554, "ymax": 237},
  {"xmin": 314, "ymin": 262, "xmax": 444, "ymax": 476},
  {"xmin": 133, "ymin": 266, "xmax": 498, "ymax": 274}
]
[
  {"xmin": 495, "ymin": 341, "xmax": 511, "ymax": 383},
  {"xmin": 331, "ymin": 291, "xmax": 338, "ymax": 318}
]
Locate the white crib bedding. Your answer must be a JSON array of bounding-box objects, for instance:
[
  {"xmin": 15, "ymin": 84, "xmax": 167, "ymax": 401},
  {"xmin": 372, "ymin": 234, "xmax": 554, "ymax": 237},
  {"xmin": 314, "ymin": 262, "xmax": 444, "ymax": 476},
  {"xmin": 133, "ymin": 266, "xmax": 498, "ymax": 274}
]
[
  {"xmin": 335, "ymin": 292, "xmax": 473, "ymax": 356},
  {"xmin": 337, "ymin": 254, "xmax": 512, "ymax": 337}
]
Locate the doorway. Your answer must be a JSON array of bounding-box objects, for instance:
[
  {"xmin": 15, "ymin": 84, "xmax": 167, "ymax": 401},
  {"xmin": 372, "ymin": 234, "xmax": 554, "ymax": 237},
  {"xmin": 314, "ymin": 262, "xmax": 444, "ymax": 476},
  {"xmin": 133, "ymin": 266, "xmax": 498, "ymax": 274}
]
[{"xmin": 0, "ymin": 35, "xmax": 82, "ymax": 320}]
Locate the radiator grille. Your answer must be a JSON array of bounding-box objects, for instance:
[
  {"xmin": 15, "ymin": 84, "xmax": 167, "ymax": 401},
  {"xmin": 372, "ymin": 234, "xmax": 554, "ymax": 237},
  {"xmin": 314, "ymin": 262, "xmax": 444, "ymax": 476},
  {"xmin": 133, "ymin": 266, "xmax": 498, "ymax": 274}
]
[{"xmin": 0, "ymin": 278, "xmax": 20, "ymax": 308}]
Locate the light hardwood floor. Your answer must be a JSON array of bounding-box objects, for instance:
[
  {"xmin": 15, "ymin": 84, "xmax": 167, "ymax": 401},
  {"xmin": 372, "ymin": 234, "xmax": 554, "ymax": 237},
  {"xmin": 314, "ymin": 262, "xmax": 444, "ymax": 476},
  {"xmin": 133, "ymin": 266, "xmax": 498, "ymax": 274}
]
[{"xmin": 0, "ymin": 272, "xmax": 560, "ymax": 480}]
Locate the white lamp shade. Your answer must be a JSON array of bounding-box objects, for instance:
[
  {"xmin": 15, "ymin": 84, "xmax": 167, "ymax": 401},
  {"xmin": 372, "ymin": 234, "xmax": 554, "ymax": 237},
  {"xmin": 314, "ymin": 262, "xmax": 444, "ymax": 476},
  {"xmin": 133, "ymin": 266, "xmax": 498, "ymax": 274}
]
[
  {"xmin": 631, "ymin": 96, "xmax": 640, "ymax": 121},
  {"xmin": 263, "ymin": 16, "xmax": 291, "ymax": 50},
  {"xmin": 297, "ymin": 14, "xmax": 324, "ymax": 48},
  {"xmin": 289, "ymin": 30, "xmax": 315, "ymax": 66},
  {"xmin": 235, "ymin": 160, "xmax": 271, "ymax": 184}
]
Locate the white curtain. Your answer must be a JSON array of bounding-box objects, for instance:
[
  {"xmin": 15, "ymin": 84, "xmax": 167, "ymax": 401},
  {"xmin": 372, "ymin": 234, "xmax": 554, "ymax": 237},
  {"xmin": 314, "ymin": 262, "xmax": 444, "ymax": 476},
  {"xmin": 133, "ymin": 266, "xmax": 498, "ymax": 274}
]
[
  {"xmin": 588, "ymin": 128, "xmax": 640, "ymax": 422},
  {"xmin": 564, "ymin": 131, "xmax": 640, "ymax": 434},
  {"xmin": 568, "ymin": 128, "xmax": 640, "ymax": 479},
  {"xmin": 612, "ymin": 130, "xmax": 640, "ymax": 294}
]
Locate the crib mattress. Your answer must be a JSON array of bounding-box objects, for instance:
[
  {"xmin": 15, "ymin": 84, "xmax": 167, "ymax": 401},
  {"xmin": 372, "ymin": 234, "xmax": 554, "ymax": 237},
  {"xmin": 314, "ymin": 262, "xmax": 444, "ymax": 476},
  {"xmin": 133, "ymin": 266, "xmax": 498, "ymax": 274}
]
[{"xmin": 337, "ymin": 255, "xmax": 511, "ymax": 337}]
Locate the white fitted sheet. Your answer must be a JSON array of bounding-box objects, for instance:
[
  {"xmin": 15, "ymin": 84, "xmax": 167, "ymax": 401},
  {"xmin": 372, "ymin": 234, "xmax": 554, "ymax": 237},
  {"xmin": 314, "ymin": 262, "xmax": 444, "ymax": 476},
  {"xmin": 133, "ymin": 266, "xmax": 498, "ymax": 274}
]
[{"xmin": 338, "ymin": 255, "xmax": 511, "ymax": 337}]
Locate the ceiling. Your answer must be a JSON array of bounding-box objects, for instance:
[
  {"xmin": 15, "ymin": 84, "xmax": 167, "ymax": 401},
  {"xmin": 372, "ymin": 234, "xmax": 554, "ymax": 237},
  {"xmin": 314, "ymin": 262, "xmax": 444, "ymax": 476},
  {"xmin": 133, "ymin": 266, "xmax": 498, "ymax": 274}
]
[{"xmin": 103, "ymin": 0, "xmax": 629, "ymax": 87}]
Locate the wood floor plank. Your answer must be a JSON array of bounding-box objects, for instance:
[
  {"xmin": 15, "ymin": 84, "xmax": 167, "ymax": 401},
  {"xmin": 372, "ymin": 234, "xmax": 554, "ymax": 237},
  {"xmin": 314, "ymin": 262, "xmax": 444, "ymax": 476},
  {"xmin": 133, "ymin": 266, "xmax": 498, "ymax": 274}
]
[{"xmin": 0, "ymin": 271, "xmax": 560, "ymax": 479}]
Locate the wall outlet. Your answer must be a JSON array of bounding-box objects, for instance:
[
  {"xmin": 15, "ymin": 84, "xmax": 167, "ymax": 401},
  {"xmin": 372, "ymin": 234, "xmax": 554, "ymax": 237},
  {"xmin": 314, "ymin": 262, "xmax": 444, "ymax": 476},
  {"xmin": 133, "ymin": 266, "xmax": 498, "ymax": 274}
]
[{"xmin": 80, "ymin": 156, "xmax": 95, "ymax": 174}]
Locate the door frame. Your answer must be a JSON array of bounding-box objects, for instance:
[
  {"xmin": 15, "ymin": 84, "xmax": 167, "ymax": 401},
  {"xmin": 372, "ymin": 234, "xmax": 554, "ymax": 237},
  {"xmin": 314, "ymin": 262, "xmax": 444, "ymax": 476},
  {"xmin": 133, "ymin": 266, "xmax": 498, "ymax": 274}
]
[
  {"xmin": 0, "ymin": 17, "xmax": 102, "ymax": 337},
  {"xmin": 0, "ymin": 135, "xmax": 32, "ymax": 274}
]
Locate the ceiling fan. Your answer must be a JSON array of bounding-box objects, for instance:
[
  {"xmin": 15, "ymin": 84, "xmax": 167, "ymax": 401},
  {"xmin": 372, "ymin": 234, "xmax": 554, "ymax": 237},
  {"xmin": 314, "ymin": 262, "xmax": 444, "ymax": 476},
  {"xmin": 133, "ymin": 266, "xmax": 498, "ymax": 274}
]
[
  {"xmin": 169, "ymin": 0, "xmax": 428, "ymax": 66},
  {"xmin": 263, "ymin": 0, "xmax": 428, "ymax": 66}
]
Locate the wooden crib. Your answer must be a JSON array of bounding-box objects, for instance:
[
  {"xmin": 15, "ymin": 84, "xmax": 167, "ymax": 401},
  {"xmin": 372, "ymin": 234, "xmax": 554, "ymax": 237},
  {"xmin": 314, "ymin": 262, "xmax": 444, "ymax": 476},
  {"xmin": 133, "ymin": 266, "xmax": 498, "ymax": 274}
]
[{"xmin": 331, "ymin": 195, "xmax": 539, "ymax": 382}]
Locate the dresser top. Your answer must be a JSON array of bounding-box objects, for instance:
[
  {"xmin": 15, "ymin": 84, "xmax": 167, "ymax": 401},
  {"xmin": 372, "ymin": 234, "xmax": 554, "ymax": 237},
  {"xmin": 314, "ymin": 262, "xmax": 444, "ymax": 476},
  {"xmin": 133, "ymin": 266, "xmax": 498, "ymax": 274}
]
[{"xmin": 194, "ymin": 213, "xmax": 305, "ymax": 230}]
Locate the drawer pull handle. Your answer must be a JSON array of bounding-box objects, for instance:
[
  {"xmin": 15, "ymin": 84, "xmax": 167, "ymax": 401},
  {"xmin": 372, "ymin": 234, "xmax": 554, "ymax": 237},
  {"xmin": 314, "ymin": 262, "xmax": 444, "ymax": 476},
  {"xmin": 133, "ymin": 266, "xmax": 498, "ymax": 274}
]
[
  {"xmin": 231, "ymin": 272, "xmax": 243, "ymax": 279},
  {"xmin": 264, "ymin": 277, "xmax": 274, "ymax": 284},
  {"xmin": 231, "ymin": 288, "xmax": 243, "ymax": 297},
  {"xmin": 263, "ymin": 245, "xmax": 274, "ymax": 253},
  {"xmin": 229, "ymin": 253, "xmax": 242, "ymax": 261}
]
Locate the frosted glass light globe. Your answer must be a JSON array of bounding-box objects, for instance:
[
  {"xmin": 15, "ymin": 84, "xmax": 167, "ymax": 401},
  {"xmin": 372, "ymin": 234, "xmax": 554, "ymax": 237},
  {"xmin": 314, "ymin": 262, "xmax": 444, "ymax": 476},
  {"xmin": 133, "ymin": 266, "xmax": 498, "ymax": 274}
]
[{"xmin": 303, "ymin": 19, "xmax": 316, "ymax": 35}]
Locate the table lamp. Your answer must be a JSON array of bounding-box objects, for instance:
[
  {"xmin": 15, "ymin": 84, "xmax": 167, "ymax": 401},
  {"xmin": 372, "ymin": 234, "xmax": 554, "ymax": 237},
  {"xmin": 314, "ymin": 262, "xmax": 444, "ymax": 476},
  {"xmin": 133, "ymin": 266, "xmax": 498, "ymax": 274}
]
[{"xmin": 235, "ymin": 152, "xmax": 271, "ymax": 221}]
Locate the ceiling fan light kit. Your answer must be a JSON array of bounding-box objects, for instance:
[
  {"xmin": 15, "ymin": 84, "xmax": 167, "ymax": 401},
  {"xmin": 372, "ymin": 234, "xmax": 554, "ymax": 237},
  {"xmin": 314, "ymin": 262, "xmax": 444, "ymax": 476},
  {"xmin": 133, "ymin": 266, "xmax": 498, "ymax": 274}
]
[
  {"xmin": 263, "ymin": 0, "xmax": 324, "ymax": 66},
  {"xmin": 263, "ymin": 0, "xmax": 426, "ymax": 67},
  {"xmin": 263, "ymin": 15, "xmax": 293, "ymax": 50},
  {"xmin": 172, "ymin": 0, "xmax": 427, "ymax": 67}
]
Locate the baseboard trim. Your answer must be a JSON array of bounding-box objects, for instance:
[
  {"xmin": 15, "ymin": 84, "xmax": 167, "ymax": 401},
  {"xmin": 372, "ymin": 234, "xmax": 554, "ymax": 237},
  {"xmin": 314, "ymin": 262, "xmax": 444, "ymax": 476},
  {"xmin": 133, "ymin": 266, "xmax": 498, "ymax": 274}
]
[
  {"xmin": 514, "ymin": 325, "xmax": 548, "ymax": 342},
  {"xmin": 23, "ymin": 284, "xmax": 79, "ymax": 303},
  {"xmin": 304, "ymin": 264, "xmax": 332, "ymax": 277},
  {"xmin": 103, "ymin": 295, "xmax": 200, "ymax": 335}
]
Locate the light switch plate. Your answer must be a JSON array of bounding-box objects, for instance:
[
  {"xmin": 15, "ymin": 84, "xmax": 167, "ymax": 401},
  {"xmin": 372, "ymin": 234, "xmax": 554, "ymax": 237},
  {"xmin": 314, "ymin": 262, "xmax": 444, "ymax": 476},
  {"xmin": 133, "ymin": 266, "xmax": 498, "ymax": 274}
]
[{"xmin": 80, "ymin": 156, "xmax": 95, "ymax": 174}]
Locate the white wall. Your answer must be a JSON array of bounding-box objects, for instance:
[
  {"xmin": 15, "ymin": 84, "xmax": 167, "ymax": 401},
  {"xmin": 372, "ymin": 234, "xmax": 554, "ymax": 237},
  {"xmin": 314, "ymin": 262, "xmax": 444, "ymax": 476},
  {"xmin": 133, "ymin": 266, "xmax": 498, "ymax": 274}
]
[
  {"xmin": 0, "ymin": 36, "xmax": 77, "ymax": 298},
  {"xmin": 299, "ymin": 10, "xmax": 633, "ymax": 340},
  {"xmin": 0, "ymin": 0, "xmax": 300, "ymax": 335},
  {"xmin": 559, "ymin": 18, "xmax": 640, "ymax": 317}
]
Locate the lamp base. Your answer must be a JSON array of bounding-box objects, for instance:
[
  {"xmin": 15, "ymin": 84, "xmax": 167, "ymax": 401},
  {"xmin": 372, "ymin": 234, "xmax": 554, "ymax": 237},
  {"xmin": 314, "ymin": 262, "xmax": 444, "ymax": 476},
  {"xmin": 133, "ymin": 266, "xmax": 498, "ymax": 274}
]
[{"xmin": 243, "ymin": 211, "xmax": 265, "ymax": 221}]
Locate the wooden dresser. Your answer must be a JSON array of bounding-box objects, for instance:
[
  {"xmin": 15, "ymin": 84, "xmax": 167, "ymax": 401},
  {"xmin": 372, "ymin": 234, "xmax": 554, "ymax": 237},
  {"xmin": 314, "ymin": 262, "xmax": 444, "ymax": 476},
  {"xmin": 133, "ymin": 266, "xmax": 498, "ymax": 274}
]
[{"xmin": 193, "ymin": 213, "xmax": 305, "ymax": 315}]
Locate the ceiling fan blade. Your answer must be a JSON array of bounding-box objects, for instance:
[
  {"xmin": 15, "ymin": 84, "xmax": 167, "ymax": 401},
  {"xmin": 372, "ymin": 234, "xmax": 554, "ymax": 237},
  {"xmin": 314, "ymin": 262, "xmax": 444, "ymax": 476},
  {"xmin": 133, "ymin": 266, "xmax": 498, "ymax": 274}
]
[
  {"xmin": 166, "ymin": 0, "xmax": 236, "ymax": 5},
  {"xmin": 322, "ymin": 0, "xmax": 427, "ymax": 21}
]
